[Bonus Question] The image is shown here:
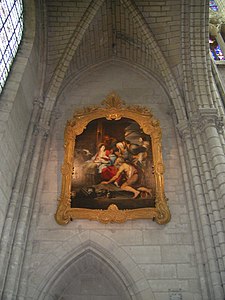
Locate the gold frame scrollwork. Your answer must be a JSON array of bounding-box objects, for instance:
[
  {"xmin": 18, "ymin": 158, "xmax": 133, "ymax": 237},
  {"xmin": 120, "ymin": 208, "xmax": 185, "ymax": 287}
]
[{"xmin": 55, "ymin": 93, "xmax": 171, "ymax": 225}]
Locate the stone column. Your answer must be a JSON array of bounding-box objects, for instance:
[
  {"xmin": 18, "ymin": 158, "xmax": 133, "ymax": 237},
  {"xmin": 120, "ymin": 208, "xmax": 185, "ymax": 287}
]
[
  {"xmin": 0, "ymin": 98, "xmax": 44, "ymax": 299},
  {"xmin": 177, "ymin": 114, "xmax": 225, "ymax": 300},
  {"xmin": 192, "ymin": 121, "xmax": 225, "ymax": 295},
  {"xmin": 0, "ymin": 99, "xmax": 49, "ymax": 300},
  {"xmin": 198, "ymin": 110, "xmax": 225, "ymax": 274},
  {"xmin": 175, "ymin": 118, "xmax": 208, "ymax": 300},
  {"xmin": 2, "ymin": 126, "xmax": 48, "ymax": 300}
]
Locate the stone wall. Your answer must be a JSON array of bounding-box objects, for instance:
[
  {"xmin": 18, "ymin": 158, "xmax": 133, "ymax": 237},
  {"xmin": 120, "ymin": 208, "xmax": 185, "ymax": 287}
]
[
  {"xmin": 27, "ymin": 62, "xmax": 201, "ymax": 300},
  {"xmin": 1, "ymin": 1, "xmax": 225, "ymax": 299},
  {"xmin": 0, "ymin": 0, "xmax": 40, "ymax": 236}
]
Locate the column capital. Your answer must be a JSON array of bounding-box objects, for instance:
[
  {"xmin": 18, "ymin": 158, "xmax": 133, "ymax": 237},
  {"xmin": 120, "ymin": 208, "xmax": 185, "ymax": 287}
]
[
  {"xmin": 177, "ymin": 108, "xmax": 223, "ymax": 138},
  {"xmin": 176, "ymin": 120, "xmax": 191, "ymax": 140},
  {"xmin": 34, "ymin": 123, "xmax": 49, "ymax": 139},
  {"xmin": 197, "ymin": 108, "xmax": 220, "ymax": 132},
  {"xmin": 33, "ymin": 97, "xmax": 44, "ymax": 109}
]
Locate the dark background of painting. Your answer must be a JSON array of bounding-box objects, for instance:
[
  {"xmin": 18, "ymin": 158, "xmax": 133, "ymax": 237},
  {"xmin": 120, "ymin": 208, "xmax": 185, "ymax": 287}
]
[
  {"xmin": 71, "ymin": 192, "xmax": 155, "ymax": 209},
  {"xmin": 71, "ymin": 117, "xmax": 156, "ymax": 209},
  {"xmin": 75, "ymin": 118, "xmax": 133, "ymax": 154}
]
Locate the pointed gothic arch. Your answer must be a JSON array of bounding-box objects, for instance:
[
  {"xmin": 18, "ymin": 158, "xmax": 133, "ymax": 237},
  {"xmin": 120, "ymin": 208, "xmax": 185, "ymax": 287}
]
[
  {"xmin": 40, "ymin": 249, "xmax": 133, "ymax": 300},
  {"xmin": 119, "ymin": 0, "xmax": 186, "ymax": 122},
  {"xmin": 42, "ymin": 0, "xmax": 187, "ymax": 128},
  {"xmin": 57, "ymin": 58, "xmax": 172, "ymax": 108},
  {"xmin": 46, "ymin": 0, "xmax": 105, "ymax": 101},
  {"xmin": 31, "ymin": 232, "xmax": 155, "ymax": 300}
]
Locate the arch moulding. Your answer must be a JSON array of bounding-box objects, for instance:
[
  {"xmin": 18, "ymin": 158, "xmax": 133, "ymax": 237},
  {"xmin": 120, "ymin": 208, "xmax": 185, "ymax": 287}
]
[{"xmin": 31, "ymin": 231, "xmax": 155, "ymax": 300}]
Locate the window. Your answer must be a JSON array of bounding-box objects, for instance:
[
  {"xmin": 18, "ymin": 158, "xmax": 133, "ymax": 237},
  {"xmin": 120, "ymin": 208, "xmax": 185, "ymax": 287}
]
[
  {"xmin": 209, "ymin": 0, "xmax": 225, "ymax": 61},
  {"xmin": 209, "ymin": 0, "xmax": 218, "ymax": 12},
  {"xmin": 0, "ymin": 0, "xmax": 23, "ymax": 94},
  {"xmin": 209, "ymin": 36, "xmax": 225, "ymax": 61}
]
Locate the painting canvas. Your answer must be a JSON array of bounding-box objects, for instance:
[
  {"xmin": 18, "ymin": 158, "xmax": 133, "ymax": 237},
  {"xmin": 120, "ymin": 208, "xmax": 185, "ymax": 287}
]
[
  {"xmin": 71, "ymin": 117, "xmax": 156, "ymax": 210},
  {"xmin": 55, "ymin": 93, "xmax": 170, "ymax": 224}
]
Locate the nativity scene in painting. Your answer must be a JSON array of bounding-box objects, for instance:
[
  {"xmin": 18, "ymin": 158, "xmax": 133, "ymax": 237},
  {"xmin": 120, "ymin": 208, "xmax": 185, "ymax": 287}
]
[
  {"xmin": 71, "ymin": 118, "xmax": 156, "ymax": 210},
  {"xmin": 55, "ymin": 94, "xmax": 170, "ymax": 224}
]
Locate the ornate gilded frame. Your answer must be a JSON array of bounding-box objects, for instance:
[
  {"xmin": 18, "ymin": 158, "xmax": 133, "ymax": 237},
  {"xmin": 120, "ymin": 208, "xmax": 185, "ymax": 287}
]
[{"xmin": 55, "ymin": 93, "xmax": 170, "ymax": 224}]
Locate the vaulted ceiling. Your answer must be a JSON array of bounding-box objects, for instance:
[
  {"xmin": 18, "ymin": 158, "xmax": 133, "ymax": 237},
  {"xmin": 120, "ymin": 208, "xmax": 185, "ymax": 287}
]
[
  {"xmin": 44, "ymin": 0, "xmax": 182, "ymax": 94},
  {"xmin": 40, "ymin": 0, "xmax": 215, "ymax": 123}
]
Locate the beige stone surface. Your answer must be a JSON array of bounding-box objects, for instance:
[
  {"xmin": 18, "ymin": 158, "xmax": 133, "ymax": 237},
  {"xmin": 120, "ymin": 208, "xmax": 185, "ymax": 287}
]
[{"xmin": 1, "ymin": 1, "xmax": 225, "ymax": 300}]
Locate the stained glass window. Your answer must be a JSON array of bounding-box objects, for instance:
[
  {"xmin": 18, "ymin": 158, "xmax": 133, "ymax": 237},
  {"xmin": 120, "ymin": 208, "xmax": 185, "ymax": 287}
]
[
  {"xmin": 209, "ymin": 0, "xmax": 218, "ymax": 11},
  {"xmin": 211, "ymin": 44, "xmax": 225, "ymax": 60},
  {"xmin": 0, "ymin": 0, "xmax": 23, "ymax": 94},
  {"xmin": 209, "ymin": 37, "xmax": 225, "ymax": 61}
]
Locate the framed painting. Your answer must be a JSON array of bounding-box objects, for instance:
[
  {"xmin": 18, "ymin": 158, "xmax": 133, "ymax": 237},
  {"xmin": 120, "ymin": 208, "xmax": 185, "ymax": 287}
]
[{"xmin": 55, "ymin": 93, "xmax": 171, "ymax": 224}]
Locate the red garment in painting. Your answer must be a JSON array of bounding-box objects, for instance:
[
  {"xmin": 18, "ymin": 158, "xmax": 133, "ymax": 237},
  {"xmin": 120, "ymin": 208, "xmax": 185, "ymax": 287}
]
[
  {"xmin": 101, "ymin": 165, "xmax": 123, "ymax": 186},
  {"xmin": 101, "ymin": 165, "xmax": 117, "ymax": 180}
]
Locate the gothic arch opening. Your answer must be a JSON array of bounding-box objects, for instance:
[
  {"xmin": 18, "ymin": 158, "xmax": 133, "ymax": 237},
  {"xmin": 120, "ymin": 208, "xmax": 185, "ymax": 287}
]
[
  {"xmin": 34, "ymin": 239, "xmax": 154, "ymax": 300},
  {"xmin": 42, "ymin": 249, "xmax": 132, "ymax": 300},
  {"xmin": 55, "ymin": 59, "xmax": 172, "ymax": 113}
]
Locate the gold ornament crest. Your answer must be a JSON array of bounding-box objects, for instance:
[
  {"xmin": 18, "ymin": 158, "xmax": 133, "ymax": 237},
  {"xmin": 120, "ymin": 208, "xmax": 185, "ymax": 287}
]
[{"xmin": 55, "ymin": 93, "xmax": 170, "ymax": 224}]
